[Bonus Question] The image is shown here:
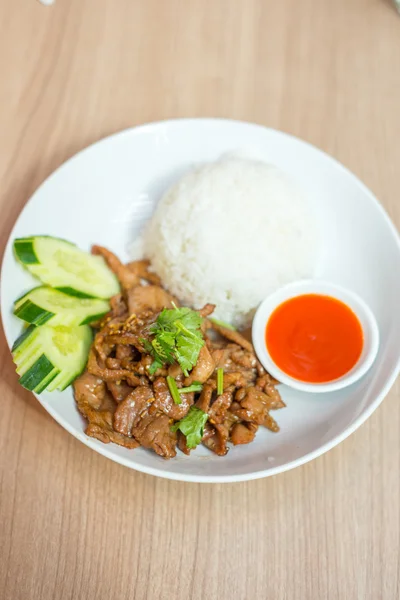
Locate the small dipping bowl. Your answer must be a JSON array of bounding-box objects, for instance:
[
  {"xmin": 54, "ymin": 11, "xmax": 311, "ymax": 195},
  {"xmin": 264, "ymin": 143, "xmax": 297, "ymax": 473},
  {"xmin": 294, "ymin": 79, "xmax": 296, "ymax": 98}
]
[{"xmin": 252, "ymin": 280, "xmax": 380, "ymax": 393}]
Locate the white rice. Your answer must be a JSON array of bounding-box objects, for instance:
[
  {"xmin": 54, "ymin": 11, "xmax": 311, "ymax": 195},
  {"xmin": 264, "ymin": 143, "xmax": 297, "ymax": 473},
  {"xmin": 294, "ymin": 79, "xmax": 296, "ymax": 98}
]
[{"xmin": 135, "ymin": 157, "xmax": 318, "ymax": 328}]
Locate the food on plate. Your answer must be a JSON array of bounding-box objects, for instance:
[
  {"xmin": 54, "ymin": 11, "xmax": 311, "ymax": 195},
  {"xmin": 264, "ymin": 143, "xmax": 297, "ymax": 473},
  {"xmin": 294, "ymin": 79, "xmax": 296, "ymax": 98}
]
[
  {"xmin": 10, "ymin": 234, "xmax": 285, "ymax": 459},
  {"xmin": 135, "ymin": 157, "xmax": 318, "ymax": 328},
  {"xmin": 14, "ymin": 236, "xmax": 120, "ymax": 298},
  {"xmin": 73, "ymin": 246, "xmax": 285, "ymax": 459},
  {"xmin": 12, "ymin": 324, "xmax": 92, "ymax": 393},
  {"xmin": 9, "ymin": 157, "xmax": 318, "ymax": 457},
  {"xmin": 11, "ymin": 236, "xmax": 120, "ymax": 392},
  {"xmin": 266, "ymin": 294, "xmax": 363, "ymax": 383},
  {"xmin": 14, "ymin": 287, "xmax": 110, "ymax": 327}
]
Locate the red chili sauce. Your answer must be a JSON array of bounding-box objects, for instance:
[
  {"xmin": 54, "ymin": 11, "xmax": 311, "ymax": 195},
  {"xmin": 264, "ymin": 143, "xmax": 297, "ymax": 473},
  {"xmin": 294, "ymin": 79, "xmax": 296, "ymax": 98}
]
[{"xmin": 265, "ymin": 294, "xmax": 363, "ymax": 383}]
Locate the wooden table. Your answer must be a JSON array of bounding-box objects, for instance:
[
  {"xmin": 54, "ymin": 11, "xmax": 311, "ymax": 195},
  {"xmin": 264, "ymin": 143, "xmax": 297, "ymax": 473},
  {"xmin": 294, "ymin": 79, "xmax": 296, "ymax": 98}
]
[{"xmin": 1, "ymin": 1, "xmax": 400, "ymax": 598}]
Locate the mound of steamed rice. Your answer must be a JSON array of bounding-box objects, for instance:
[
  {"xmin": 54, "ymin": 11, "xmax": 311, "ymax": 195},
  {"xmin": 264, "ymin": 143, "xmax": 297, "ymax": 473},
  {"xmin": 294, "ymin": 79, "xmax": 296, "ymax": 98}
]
[{"xmin": 137, "ymin": 157, "xmax": 319, "ymax": 328}]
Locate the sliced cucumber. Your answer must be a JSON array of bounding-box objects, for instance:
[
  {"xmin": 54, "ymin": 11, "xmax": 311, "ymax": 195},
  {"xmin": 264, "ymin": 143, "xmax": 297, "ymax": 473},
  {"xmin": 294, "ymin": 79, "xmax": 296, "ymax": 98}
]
[
  {"xmin": 14, "ymin": 286, "xmax": 109, "ymax": 327},
  {"xmin": 19, "ymin": 355, "xmax": 59, "ymax": 393},
  {"xmin": 12, "ymin": 324, "xmax": 92, "ymax": 392},
  {"xmin": 14, "ymin": 236, "xmax": 120, "ymax": 299}
]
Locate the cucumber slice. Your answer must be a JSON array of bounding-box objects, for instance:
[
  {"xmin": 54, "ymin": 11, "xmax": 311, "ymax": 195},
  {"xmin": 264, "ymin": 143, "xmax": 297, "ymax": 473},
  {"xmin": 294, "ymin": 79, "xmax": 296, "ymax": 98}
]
[
  {"xmin": 14, "ymin": 287, "xmax": 109, "ymax": 327},
  {"xmin": 12, "ymin": 324, "xmax": 92, "ymax": 393},
  {"xmin": 12, "ymin": 325, "xmax": 36, "ymax": 353},
  {"xmin": 14, "ymin": 236, "xmax": 120, "ymax": 299},
  {"xmin": 46, "ymin": 370, "xmax": 76, "ymax": 392},
  {"xmin": 19, "ymin": 355, "xmax": 59, "ymax": 393}
]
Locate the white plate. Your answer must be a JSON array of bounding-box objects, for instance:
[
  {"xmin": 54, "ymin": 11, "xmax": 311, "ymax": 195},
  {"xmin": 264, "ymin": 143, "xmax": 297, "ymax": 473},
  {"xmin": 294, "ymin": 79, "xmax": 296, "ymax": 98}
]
[{"xmin": 2, "ymin": 119, "xmax": 400, "ymax": 483}]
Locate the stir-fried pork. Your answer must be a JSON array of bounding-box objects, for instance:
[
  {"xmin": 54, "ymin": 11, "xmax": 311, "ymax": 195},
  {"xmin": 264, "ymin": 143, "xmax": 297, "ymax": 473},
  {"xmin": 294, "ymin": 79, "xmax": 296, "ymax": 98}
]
[
  {"xmin": 114, "ymin": 386, "xmax": 154, "ymax": 436},
  {"xmin": 73, "ymin": 247, "xmax": 284, "ymax": 459},
  {"xmin": 185, "ymin": 345, "xmax": 215, "ymax": 385},
  {"xmin": 75, "ymin": 372, "xmax": 139, "ymax": 448},
  {"xmin": 152, "ymin": 377, "xmax": 193, "ymax": 420},
  {"xmin": 127, "ymin": 285, "xmax": 177, "ymax": 315}
]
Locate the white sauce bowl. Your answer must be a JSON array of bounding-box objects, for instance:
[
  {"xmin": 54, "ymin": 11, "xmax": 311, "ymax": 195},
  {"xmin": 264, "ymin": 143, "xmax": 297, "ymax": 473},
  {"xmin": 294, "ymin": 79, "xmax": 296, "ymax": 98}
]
[{"xmin": 252, "ymin": 280, "xmax": 380, "ymax": 393}]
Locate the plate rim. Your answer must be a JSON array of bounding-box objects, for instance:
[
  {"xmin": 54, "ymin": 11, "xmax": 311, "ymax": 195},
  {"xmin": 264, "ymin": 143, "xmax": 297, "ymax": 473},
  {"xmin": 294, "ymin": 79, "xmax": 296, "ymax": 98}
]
[{"xmin": 2, "ymin": 117, "xmax": 400, "ymax": 483}]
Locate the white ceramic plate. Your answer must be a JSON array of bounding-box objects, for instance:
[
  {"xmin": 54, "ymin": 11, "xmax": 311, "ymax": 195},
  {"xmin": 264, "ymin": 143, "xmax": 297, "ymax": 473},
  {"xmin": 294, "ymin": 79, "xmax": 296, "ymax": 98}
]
[{"xmin": 2, "ymin": 119, "xmax": 400, "ymax": 483}]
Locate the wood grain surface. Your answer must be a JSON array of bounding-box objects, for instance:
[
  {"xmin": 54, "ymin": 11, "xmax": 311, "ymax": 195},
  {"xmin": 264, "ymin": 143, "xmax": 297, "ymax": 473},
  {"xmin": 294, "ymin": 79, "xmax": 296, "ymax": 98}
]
[{"xmin": 1, "ymin": 1, "xmax": 400, "ymax": 598}]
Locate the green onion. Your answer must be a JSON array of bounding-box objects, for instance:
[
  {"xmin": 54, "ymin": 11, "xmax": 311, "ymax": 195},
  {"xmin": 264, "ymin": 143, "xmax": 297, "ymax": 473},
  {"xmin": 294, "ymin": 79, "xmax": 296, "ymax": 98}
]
[
  {"xmin": 179, "ymin": 383, "xmax": 203, "ymax": 394},
  {"xmin": 210, "ymin": 317, "xmax": 236, "ymax": 331},
  {"xmin": 217, "ymin": 368, "xmax": 224, "ymax": 395},
  {"xmin": 167, "ymin": 375, "xmax": 182, "ymax": 405}
]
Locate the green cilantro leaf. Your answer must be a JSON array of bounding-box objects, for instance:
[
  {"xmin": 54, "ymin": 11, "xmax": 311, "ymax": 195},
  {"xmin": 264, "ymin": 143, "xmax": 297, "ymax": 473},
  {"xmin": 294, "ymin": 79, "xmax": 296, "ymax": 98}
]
[
  {"xmin": 175, "ymin": 334, "xmax": 203, "ymax": 376},
  {"xmin": 154, "ymin": 305, "xmax": 202, "ymax": 331},
  {"xmin": 146, "ymin": 305, "xmax": 204, "ymax": 374},
  {"xmin": 171, "ymin": 406, "xmax": 209, "ymax": 448},
  {"xmin": 140, "ymin": 338, "xmax": 153, "ymax": 354}
]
